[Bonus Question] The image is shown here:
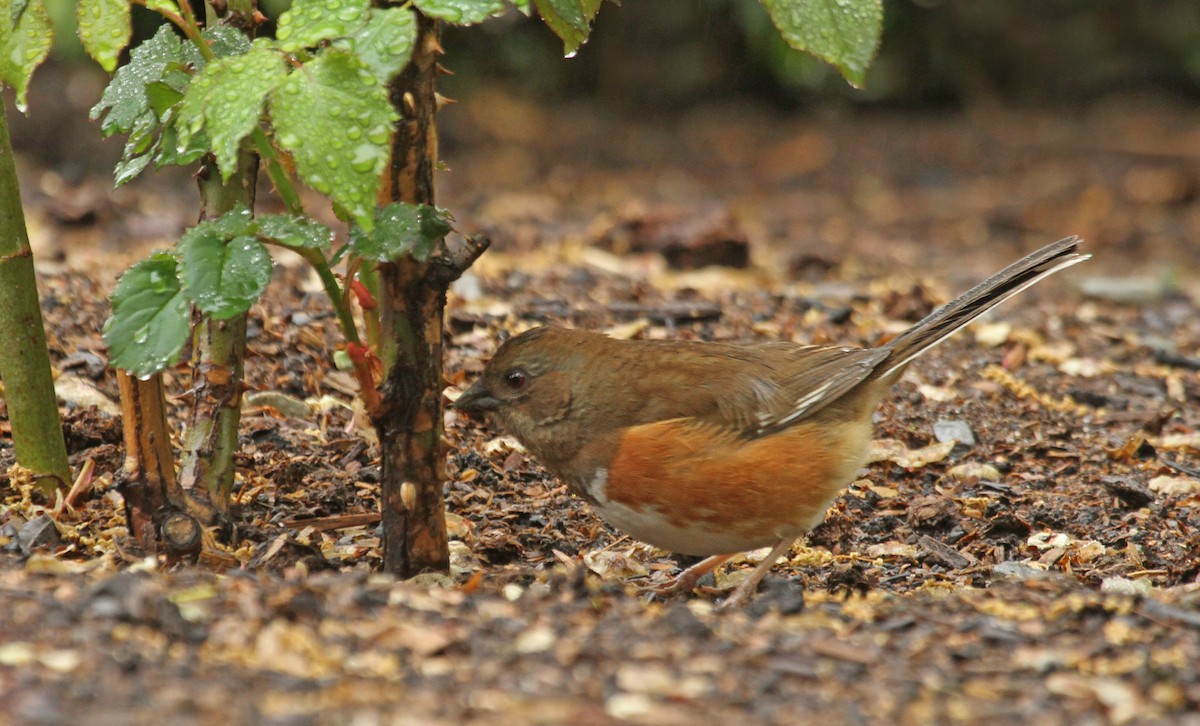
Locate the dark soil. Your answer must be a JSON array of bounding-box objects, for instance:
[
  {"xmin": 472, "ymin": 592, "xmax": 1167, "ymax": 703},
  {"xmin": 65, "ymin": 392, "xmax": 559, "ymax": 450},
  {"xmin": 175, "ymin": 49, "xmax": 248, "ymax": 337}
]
[{"xmin": 2, "ymin": 83, "xmax": 1199, "ymax": 724}]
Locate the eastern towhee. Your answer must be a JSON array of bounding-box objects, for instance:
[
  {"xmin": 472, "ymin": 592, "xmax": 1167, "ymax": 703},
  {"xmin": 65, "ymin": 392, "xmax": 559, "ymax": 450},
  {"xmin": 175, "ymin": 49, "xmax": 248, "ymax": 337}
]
[{"xmin": 456, "ymin": 237, "xmax": 1089, "ymax": 607}]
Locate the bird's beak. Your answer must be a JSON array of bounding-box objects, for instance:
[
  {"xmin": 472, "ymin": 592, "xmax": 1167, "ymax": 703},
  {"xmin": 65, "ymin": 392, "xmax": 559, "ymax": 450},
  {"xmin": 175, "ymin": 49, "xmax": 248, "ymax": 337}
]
[{"xmin": 454, "ymin": 379, "xmax": 500, "ymax": 413}]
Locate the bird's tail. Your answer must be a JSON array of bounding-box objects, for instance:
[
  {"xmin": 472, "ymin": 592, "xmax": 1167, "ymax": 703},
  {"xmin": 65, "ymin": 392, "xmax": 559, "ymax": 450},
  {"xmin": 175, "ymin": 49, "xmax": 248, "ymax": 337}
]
[{"xmin": 875, "ymin": 236, "xmax": 1089, "ymax": 381}]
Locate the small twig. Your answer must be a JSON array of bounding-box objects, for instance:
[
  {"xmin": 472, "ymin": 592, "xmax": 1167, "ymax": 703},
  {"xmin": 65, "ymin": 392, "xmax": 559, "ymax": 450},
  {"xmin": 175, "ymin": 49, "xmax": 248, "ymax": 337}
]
[{"xmin": 281, "ymin": 512, "xmax": 381, "ymax": 532}]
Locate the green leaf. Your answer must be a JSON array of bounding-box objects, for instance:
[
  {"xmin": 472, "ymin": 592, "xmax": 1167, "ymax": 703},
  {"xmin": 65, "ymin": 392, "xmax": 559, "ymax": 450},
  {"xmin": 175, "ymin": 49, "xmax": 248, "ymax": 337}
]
[
  {"xmin": 349, "ymin": 203, "xmax": 451, "ymax": 262},
  {"xmin": 178, "ymin": 220, "xmax": 274, "ymax": 320},
  {"xmin": 270, "ymin": 49, "xmax": 397, "ymax": 230},
  {"xmin": 209, "ymin": 204, "xmax": 255, "ymax": 238},
  {"xmin": 113, "ymin": 150, "xmax": 154, "ymax": 186},
  {"xmin": 90, "ymin": 25, "xmax": 182, "ymax": 135},
  {"xmin": 0, "ymin": 0, "xmax": 52, "ymax": 111},
  {"xmin": 207, "ymin": 27, "xmax": 253, "ymax": 57},
  {"xmin": 103, "ymin": 253, "xmax": 191, "ymax": 377},
  {"xmin": 187, "ymin": 26, "xmax": 253, "ymax": 68},
  {"xmin": 145, "ymin": 80, "xmax": 184, "ymax": 116},
  {"xmin": 413, "ymin": 0, "xmax": 506, "ymax": 25},
  {"xmin": 144, "ymin": 0, "xmax": 178, "ymax": 13},
  {"xmin": 534, "ymin": 0, "xmax": 601, "ymax": 56},
  {"xmin": 276, "ymin": 0, "xmax": 370, "ymax": 52},
  {"xmin": 77, "ymin": 0, "xmax": 132, "ymax": 72},
  {"xmin": 340, "ymin": 5, "xmax": 416, "ymax": 81},
  {"xmin": 255, "ymin": 214, "xmax": 333, "ymax": 249},
  {"xmin": 156, "ymin": 115, "xmax": 208, "ymax": 168},
  {"xmin": 177, "ymin": 41, "xmax": 286, "ymax": 180},
  {"xmin": 761, "ymin": 0, "xmax": 882, "ymax": 88}
]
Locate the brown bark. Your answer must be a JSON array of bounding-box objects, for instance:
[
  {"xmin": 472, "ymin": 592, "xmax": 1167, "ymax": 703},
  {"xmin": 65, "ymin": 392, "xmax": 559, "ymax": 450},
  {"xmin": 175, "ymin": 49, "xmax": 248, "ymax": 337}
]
[
  {"xmin": 375, "ymin": 13, "xmax": 488, "ymax": 576},
  {"xmin": 115, "ymin": 371, "xmax": 200, "ymax": 561}
]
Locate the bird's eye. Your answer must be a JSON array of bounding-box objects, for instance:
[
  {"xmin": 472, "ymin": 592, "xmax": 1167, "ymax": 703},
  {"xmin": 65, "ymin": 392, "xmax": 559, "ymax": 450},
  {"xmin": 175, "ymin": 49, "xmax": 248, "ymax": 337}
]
[{"xmin": 503, "ymin": 370, "xmax": 527, "ymax": 390}]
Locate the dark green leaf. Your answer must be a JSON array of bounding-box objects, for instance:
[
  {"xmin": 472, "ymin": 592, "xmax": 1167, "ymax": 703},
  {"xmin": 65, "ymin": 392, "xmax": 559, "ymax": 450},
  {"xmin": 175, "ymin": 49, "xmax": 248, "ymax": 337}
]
[
  {"xmin": 180, "ymin": 26, "xmax": 253, "ymax": 72},
  {"xmin": 156, "ymin": 117, "xmax": 208, "ymax": 168},
  {"xmin": 534, "ymin": 0, "xmax": 601, "ymax": 56},
  {"xmin": 179, "ymin": 222, "xmax": 274, "ymax": 320},
  {"xmin": 762, "ymin": 0, "xmax": 882, "ymax": 88},
  {"xmin": 205, "ymin": 26, "xmax": 253, "ymax": 58},
  {"xmin": 255, "ymin": 214, "xmax": 333, "ymax": 249},
  {"xmin": 103, "ymin": 253, "xmax": 191, "ymax": 377},
  {"xmin": 413, "ymin": 0, "xmax": 506, "ymax": 25},
  {"xmin": 145, "ymin": 81, "xmax": 184, "ymax": 116},
  {"xmin": 113, "ymin": 151, "xmax": 154, "ymax": 187},
  {"xmin": 349, "ymin": 203, "xmax": 451, "ymax": 262},
  {"xmin": 270, "ymin": 49, "xmax": 397, "ymax": 230},
  {"xmin": 90, "ymin": 25, "xmax": 182, "ymax": 135},
  {"xmin": 276, "ymin": 0, "xmax": 371, "ymax": 52},
  {"xmin": 77, "ymin": 0, "xmax": 131, "ymax": 72}
]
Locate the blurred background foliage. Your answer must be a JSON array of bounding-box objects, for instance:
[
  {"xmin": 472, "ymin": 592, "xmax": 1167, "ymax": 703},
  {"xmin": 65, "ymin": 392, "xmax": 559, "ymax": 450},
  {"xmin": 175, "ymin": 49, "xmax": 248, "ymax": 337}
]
[
  {"xmin": 38, "ymin": 0, "xmax": 1200, "ymax": 109},
  {"xmin": 17, "ymin": 0, "xmax": 1200, "ymax": 176}
]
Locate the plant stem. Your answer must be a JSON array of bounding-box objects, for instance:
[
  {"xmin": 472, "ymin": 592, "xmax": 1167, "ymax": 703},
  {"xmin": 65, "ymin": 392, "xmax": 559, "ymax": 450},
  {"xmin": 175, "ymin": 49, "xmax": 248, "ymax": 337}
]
[
  {"xmin": 0, "ymin": 102, "xmax": 71, "ymax": 492},
  {"xmin": 251, "ymin": 128, "xmax": 303, "ymax": 213}
]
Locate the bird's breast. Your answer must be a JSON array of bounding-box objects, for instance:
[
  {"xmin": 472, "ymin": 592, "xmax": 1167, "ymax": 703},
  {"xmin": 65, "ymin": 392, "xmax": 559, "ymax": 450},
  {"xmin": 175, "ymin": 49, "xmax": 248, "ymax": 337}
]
[{"xmin": 574, "ymin": 417, "xmax": 870, "ymax": 556}]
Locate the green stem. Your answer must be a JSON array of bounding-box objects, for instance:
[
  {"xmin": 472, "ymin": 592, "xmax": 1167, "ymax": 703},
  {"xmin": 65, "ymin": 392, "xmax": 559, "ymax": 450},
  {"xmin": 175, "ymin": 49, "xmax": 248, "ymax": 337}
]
[
  {"xmin": 251, "ymin": 128, "xmax": 303, "ymax": 213},
  {"xmin": 296, "ymin": 247, "xmax": 360, "ymax": 345},
  {"xmin": 172, "ymin": 0, "xmax": 214, "ymax": 61},
  {"xmin": 0, "ymin": 103, "xmax": 71, "ymax": 492}
]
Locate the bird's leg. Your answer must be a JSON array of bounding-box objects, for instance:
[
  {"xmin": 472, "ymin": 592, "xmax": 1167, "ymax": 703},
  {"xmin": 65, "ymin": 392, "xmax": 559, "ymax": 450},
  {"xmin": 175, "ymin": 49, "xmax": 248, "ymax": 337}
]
[
  {"xmin": 719, "ymin": 536, "xmax": 798, "ymax": 610},
  {"xmin": 642, "ymin": 554, "xmax": 733, "ymax": 598}
]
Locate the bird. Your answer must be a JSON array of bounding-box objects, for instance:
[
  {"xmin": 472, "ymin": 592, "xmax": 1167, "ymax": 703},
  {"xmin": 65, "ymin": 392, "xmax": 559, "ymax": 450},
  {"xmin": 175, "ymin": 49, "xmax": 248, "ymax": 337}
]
[{"xmin": 455, "ymin": 237, "xmax": 1089, "ymax": 607}]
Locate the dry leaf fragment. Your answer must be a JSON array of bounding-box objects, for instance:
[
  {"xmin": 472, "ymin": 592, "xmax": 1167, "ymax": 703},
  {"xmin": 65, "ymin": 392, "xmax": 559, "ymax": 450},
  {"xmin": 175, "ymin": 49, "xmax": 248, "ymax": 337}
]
[
  {"xmin": 973, "ymin": 321, "xmax": 1012, "ymax": 348},
  {"xmin": 866, "ymin": 541, "xmax": 919, "ymax": 560},
  {"xmin": 1147, "ymin": 475, "xmax": 1200, "ymax": 496},
  {"xmin": 54, "ymin": 374, "xmax": 119, "ymax": 416},
  {"xmin": 1152, "ymin": 433, "xmax": 1200, "ymax": 452},
  {"xmin": 583, "ymin": 548, "xmax": 649, "ymax": 579},
  {"xmin": 947, "ymin": 462, "xmax": 1001, "ymax": 481},
  {"xmin": 869, "ymin": 439, "xmax": 955, "ymax": 469}
]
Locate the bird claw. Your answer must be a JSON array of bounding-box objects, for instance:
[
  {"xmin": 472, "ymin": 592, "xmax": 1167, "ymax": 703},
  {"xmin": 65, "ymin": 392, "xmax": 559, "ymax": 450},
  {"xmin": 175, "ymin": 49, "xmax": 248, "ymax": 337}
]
[{"xmin": 639, "ymin": 572, "xmax": 705, "ymax": 601}]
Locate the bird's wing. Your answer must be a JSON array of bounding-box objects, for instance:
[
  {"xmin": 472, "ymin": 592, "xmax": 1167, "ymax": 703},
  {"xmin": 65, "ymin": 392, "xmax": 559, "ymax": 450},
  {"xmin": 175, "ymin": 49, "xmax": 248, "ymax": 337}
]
[{"xmin": 729, "ymin": 344, "xmax": 889, "ymax": 438}]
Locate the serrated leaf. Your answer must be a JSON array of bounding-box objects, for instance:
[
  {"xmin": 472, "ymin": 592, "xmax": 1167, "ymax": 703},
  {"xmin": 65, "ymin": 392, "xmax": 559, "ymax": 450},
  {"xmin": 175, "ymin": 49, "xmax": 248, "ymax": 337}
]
[
  {"xmin": 145, "ymin": 81, "xmax": 184, "ymax": 116},
  {"xmin": 255, "ymin": 214, "xmax": 332, "ymax": 248},
  {"xmin": 413, "ymin": 0, "xmax": 506, "ymax": 25},
  {"xmin": 205, "ymin": 26, "xmax": 254, "ymax": 58},
  {"xmin": 349, "ymin": 203, "xmax": 450, "ymax": 262},
  {"xmin": 762, "ymin": 0, "xmax": 882, "ymax": 88},
  {"xmin": 156, "ymin": 116, "xmax": 208, "ymax": 168},
  {"xmin": 534, "ymin": 0, "xmax": 601, "ymax": 56},
  {"xmin": 114, "ymin": 151, "xmax": 154, "ymax": 186},
  {"xmin": 181, "ymin": 26, "xmax": 253, "ymax": 71},
  {"xmin": 90, "ymin": 25, "xmax": 182, "ymax": 135},
  {"xmin": 177, "ymin": 41, "xmax": 286, "ymax": 179},
  {"xmin": 340, "ymin": 5, "xmax": 416, "ymax": 81},
  {"xmin": 103, "ymin": 253, "xmax": 191, "ymax": 377},
  {"xmin": 270, "ymin": 49, "xmax": 397, "ymax": 230},
  {"xmin": 77, "ymin": 0, "xmax": 132, "ymax": 72},
  {"xmin": 276, "ymin": 0, "xmax": 371, "ymax": 52},
  {"xmin": 0, "ymin": 0, "xmax": 52, "ymax": 111},
  {"xmin": 209, "ymin": 204, "xmax": 255, "ymax": 238},
  {"xmin": 179, "ymin": 223, "xmax": 273, "ymax": 319}
]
